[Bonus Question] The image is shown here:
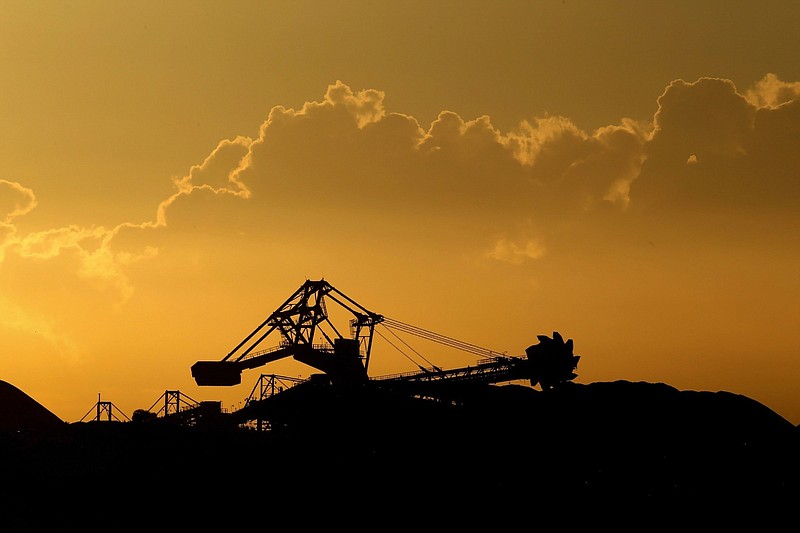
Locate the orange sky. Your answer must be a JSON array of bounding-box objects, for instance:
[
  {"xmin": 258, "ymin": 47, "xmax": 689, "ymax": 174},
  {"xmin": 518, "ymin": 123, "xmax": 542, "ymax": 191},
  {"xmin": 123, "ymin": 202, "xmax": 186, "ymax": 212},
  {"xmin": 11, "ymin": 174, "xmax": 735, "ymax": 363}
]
[{"xmin": 1, "ymin": 1, "xmax": 799, "ymax": 425}]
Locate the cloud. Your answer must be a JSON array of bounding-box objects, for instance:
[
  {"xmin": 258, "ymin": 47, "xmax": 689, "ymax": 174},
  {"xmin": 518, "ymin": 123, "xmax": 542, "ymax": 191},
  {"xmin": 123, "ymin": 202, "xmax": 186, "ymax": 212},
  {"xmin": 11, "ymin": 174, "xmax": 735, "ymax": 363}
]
[
  {"xmin": 744, "ymin": 73, "xmax": 800, "ymax": 109},
  {"xmin": 521, "ymin": 117, "xmax": 648, "ymax": 211},
  {"xmin": 195, "ymin": 82, "xmax": 650, "ymax": 262},
  {"xmin": 0, "ymin": 180, "xmax": 38, "ymax": 261},
  {"xmin": 0, "ymin": 179, "xmax": 37, "ymax": 223},
  {"xmin": 0, "ymin": 293, "xmax": 82, "ymax": 362},
  {"xmin": 2, "ymin": 75, "xmax": 798, "ymax": 327},
  {"xmin": 171, "ymin": 136, "xmax": 252, "ymax": 198},
  {"xmin": 1, "ymin": 222, "xmax": 154, "ymax": 305},
  {"xmin": 630, "ymin": 76, "xmax": 800, "ymax": 213},
  {"xmin": 486, "ymin": 237, "xmax": 546, "ymax": 264},
  {"xmin": 0, "ymin": 140, "xmax": 252, "ymax": 313},
  {"xmin": 3, "ymin": 76, "xmax": 799, "ymax": 423}
]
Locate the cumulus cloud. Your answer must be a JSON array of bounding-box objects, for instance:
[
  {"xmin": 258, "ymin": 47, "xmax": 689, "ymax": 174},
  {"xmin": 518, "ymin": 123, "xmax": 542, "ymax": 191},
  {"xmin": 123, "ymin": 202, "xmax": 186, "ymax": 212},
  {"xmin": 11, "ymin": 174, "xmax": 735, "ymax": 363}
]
[
  {"xmin": 198, "ymin": 81, "xmax": 650, "ymax": 263},
  {"xmin": 2, "ymin": 223, "xmax": 152, "ymax": 305},
  {"xmin": 0, "ymin": 192, "xmax": 157, "ymax": 310},
  {"xmin": 520, "ymin": 117, "xmax": 648, "ymax": 212},
  {"xmin": 0, "ymin": 139, "xmax": 255, "ymax": 314},
  {"xmin": 171, "ymin": 136, "xmax": 252, "ymax": 197},
  {"xmin": 2, "ymin": 75, "xmax": 798, "ymax": 317},
  {"xmin": 0, "ymin": 180, "xmax": 38, "ymax": 259},
  {"xmin": 0, "ymin": 179, "xmax": 37, "ymax": 223},
  {"xmin": 744, "ymin": 73, "xmax": 800, "ymax": 108},
  {"xmin": 630, "ymin": 75, "xmax": 800, "ymax": 213}
]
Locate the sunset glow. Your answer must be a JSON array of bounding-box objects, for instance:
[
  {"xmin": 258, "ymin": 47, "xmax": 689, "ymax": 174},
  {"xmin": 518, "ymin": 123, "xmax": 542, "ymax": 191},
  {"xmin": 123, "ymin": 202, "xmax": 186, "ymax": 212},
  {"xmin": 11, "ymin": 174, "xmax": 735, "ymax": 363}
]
[{"xmin": 1, "ymin": 1, "xmax": 798, "ymax": 425}]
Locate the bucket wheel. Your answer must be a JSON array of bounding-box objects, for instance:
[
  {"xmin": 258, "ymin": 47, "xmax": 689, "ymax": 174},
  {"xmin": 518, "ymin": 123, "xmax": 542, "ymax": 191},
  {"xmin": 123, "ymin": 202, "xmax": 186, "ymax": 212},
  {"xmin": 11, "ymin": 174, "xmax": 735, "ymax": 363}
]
[{"xmin": 525, "ymin": 331, "xmax": 580, "ymax": 390}]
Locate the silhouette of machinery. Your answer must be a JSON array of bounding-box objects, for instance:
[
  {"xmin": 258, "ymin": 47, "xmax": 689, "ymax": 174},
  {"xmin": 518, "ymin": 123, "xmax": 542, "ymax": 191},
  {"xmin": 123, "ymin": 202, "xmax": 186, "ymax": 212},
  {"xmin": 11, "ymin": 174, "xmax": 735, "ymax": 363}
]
[
  {"xmin": 130, "ymin": 390, "xmax": 224, "ymax": 426},
  {"xmin": 191, "ymin": 280, "xmax": 580, "ymax": 402},
  {"xmin": 191, "ymin": 279, "xmax": 383, "ymax": 387}
]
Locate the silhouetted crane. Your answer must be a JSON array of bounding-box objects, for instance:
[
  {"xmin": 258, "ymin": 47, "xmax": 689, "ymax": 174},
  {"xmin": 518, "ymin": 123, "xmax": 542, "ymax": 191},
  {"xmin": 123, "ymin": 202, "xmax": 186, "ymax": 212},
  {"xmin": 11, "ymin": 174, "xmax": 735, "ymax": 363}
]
[{"xmin": 191, "ymin": 279, "xmax": 580, "ymax": 403}]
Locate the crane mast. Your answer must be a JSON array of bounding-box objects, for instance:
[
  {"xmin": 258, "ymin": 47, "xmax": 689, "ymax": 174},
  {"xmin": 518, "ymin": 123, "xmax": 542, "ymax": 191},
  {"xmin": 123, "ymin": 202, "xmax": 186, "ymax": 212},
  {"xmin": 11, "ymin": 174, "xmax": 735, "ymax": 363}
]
[
  {"xmin": 191, "ymin": 279, "xmax": 383, "ymax": 386},
  {"xmin": 191, "ymin": 279, "xmax": 580, "ymax": 396}
]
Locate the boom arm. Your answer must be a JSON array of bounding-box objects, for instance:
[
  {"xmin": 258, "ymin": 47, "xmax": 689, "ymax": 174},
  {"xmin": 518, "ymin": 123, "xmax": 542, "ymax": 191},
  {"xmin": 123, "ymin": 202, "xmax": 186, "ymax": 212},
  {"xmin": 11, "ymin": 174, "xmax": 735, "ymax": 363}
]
[{"xmin": 191, "ymin": 279, "xmax": 383, "ymax": 386}]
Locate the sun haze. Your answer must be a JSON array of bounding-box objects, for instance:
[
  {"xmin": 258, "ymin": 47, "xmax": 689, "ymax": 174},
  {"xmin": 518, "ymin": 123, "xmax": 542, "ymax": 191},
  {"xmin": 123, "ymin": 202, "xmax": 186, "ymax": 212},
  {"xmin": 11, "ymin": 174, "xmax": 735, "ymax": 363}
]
[{"xmin": 0, "ymin": 1, "xmax": 798, "ymax": 425}]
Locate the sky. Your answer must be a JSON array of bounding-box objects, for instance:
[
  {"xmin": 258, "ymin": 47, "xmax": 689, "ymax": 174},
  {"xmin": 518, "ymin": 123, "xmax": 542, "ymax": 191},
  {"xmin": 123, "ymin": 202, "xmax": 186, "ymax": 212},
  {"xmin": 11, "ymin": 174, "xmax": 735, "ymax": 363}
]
[{"xmin": 1, "ymin": 0, "xmax": 799, "ymax": 425}]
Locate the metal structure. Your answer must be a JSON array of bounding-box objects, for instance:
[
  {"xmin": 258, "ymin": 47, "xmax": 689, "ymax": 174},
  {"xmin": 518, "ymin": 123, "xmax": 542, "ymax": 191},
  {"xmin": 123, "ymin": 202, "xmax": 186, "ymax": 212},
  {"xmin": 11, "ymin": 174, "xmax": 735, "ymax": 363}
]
[
  {"xmin": 79, "ymin": 393, "xmax": 130, "ymax": 422},
  {"xmin": 244, "ymin": 374, "xmax": 305, "ymax": 405},
  {"xmin": 233, "ymin": 374, "xmax": 306, "ymax": 430},
  {"xmin": 134, "ymin": 389, "xmax": 223, "ymax": 426},
  {"xmin": 146, "ymin": 390, "xmax": 200, "ymax": 417},
  {"xmin": 192, "ymin": 279, "xmax": 384, "ymax": 387},
  {"xmin": 192, "ymin": 279, "xmax": 581, "ymax": 403}
]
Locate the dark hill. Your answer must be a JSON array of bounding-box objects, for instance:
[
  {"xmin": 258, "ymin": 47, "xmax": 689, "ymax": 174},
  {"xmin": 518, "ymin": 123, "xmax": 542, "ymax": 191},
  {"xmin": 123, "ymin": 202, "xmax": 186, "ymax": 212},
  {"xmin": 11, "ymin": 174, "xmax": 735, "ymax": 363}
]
[
  {"xmin": 0, "ymin": 380, "xmax": 65, "ymax": 430},
  {"xmin": 0, "ymin": 379, "xmax": 798, "ymax": 526}
]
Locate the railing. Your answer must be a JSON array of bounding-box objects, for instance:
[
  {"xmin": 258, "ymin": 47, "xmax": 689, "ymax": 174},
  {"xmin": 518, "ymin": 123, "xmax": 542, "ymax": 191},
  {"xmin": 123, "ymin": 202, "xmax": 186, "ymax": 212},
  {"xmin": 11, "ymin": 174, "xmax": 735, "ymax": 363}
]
[
  {"xmin": 371, "ymin": 355, "xmax": 528, "ymax": 385},
  {"xmin": 238, "ymin": 341, "xmax": 367, "ymax": 362}
]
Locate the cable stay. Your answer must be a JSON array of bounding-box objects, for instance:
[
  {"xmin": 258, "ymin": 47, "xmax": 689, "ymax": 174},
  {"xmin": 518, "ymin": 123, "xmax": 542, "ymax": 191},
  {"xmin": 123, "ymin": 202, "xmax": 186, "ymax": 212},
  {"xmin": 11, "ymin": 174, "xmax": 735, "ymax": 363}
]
[
  {"xmin": 381, "ymin": 317, "xmax": 505, "ymax": 360},
  {"xmin": 376, "ymin": 325, "xmax": 443, "ymax": 372}
]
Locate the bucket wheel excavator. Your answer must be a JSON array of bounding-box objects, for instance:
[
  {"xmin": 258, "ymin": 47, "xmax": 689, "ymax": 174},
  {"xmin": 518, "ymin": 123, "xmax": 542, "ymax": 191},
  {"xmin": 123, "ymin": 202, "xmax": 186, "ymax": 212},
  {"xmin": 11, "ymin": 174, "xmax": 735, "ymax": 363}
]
[{"xmin": 191, "ymin": 279, "xmax": 580, "ymax": 398}]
